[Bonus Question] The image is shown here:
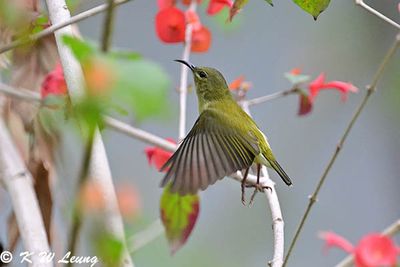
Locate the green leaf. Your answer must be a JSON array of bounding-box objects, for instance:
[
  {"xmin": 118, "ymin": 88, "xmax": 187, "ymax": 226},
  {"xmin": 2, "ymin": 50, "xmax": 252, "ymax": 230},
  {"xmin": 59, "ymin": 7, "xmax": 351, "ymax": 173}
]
[
  {"xmin": 293, "ymin": 0, "xmax": 331, "ymax": 20},
  {"xmin": 265, "ymin": 0, "xmax": 274, "ymax": 6},
  {"xmin": 230, "ymin": 0, "xmax": 249, "ymax": 21},
  {"xmin": 62, "ymin": 35, "xmax": 95, "ymax": 61},
  {"xmin": 93, "ymin": 232, "xmax": 123, "ymax": 267},
  {"xmin": 110, "ymin": 50, "xmax": 142, "ymax": 61},
  {"xmin": 160, "ymin": 184, "xmax": 200, "ymax": 254},
  {"xmin": 284, "ymin": 72, "xmax": 310, "ymax": 85},
  {"xmin": 114, "ymin": 58, "xmax": 170, "ymax": 121}
]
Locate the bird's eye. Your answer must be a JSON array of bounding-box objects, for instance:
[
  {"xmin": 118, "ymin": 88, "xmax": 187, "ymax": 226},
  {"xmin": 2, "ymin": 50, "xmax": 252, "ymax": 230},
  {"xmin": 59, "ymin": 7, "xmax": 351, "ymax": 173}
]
[{"xmin": 198, "ymin": 71, "xmax": 207, "ymax": 78}]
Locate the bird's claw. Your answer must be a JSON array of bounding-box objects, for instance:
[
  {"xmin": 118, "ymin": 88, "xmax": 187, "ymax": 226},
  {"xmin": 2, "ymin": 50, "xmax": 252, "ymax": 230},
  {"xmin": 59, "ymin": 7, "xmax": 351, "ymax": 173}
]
[{"xmin": 241, "ymin": 183, "xmax": 272, "ymax": 207}]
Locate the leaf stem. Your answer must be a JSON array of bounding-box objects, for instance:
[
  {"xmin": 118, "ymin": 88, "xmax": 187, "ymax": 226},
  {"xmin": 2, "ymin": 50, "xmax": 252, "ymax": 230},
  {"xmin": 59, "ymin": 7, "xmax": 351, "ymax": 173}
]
[{"xmin": 283, "ymin": 33, "xmax": 400, "ymax": 267}]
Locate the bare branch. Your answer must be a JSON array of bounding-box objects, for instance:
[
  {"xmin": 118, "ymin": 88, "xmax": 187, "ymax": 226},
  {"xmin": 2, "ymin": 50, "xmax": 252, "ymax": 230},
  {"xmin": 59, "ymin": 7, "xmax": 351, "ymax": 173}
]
[
  {"xmin": 0, "ymin": 117, "xmax": 52, "ymax": 267},
  {"xmin": 335, "ymin": 219, "xmax": 400, "ymax": 267},
  {"xmin": 44, "ymin": 0, "xmax": 134, "ymax": 266},
  {"xmin": 101, "ymin": 0, "xmax": 117, "ymax": 52},
  {"xmin": 355, "ymin": 0, "xmax": 400, "ymax": 30},
  {"xmin": 129, "ymin": 219, "xmax": 164, "ymax": 253},
  {"xmin": 283, "ymin": 33, "xmax": 400, "ymax": 267},
  {"xmin": 0, "ymin": 0, "xmax": 131, "ymax": 55},
  {"xmin": 245, "ymin": 88, "xmax": 298, "ymax": 106},
  {"xmin": 178, "ymin": 2, "xmax": 197, "ymax": 139}
]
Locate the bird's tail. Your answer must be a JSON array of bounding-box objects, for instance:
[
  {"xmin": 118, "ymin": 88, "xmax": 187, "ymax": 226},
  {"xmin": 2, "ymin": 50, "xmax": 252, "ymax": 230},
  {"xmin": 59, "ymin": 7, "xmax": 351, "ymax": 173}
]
[{"xmin": 268, "ymin": 159, "xmax": 292, "ymax": 186}]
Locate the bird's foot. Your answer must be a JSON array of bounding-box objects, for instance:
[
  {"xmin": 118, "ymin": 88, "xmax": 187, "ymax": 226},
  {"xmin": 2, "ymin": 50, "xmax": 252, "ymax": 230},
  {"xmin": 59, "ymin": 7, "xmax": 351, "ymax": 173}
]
[{"xmin": 245, "ymin": 183, "xmax": 272, "ymax": 206}]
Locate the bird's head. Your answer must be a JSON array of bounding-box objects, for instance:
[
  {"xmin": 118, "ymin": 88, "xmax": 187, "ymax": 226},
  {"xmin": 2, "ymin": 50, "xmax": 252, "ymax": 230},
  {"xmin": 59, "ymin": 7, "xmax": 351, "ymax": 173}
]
[{"xmin": 175, "ymin": 60, "xmax": 230, "ymax": 101}]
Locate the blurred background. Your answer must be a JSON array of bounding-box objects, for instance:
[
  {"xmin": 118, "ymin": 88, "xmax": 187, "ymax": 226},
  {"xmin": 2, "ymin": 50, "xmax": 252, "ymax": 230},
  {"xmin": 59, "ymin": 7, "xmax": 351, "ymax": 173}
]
[{"xmin": 1, "ymin": 0, "xmax": 400, "ymax": 266}]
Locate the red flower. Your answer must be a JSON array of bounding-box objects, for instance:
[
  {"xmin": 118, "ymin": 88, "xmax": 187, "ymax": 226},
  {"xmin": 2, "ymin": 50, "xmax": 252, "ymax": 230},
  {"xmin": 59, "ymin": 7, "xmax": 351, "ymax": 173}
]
[
  {"xmin": 308, "ymin": 73, "xmax": 358, "ymax": 102},
  {"xmin": 290, "ymin": 67, "xmax": 302, "ymax": 75},
  {"xmin": 355, "ymin": 234, "xmax": 398, "ymax": 267},
  {"xmin": 157, "ymin": 0, "xmax": 176, "ymax": 10},
  {"xmin": 229, "ymin": 75, "xmax": 252, "ymax": 91},
  {"xmin": 207, "ymin": 0, "xmax": 233, "ymax": 15},
  {"xmin": 41, "ymin": 63, "xmax": 68, "ymax": 99},
  {"xmin": 320, "ymin": 231, "xmax": 399, "ymax": 267},
  {"xmin": 191, "ymin": 25, "xmax": 211, "ymax": 53},
  {"xmin": 182, "ymin": 0, "xmax": 202, "ymax": 5},
  {"xmin": 155, "ymin": 7, "xmax": 186, "ymax": 43},
  {"xmin": 185, "ymin": 10, "xmax": 202, "ymax": 31},
  {"xmin": 298, "ymin": 92, "xmax": 313, "ymax": 116},
  {"xmin": 145, "ymin": 139, "xmax": 175, "ymax": 172}
]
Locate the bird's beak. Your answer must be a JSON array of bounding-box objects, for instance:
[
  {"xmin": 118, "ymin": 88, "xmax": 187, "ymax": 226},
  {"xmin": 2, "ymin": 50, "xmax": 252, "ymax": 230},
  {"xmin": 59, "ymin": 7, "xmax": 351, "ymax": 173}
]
[{"xmin": 174, "ymin": 59, "xmax": 195, "ymax": 71}]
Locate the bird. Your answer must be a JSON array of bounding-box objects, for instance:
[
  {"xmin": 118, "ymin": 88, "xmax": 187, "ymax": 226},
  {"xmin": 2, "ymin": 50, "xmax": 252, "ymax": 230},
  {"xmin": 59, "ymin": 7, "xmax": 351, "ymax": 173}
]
[{"xmin": 161, "ymin": 60, "xmax": 292, "ymax": 203}]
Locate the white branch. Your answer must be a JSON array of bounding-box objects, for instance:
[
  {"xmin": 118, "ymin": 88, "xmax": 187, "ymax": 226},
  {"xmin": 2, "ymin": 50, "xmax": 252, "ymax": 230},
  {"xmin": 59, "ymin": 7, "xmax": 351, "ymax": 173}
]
[
  {"xmin": 335, "ymin": 219, "xmax": 400, "ymax": 267},
  {"xmin": 44, "ymin": 1, "xmax": 133, "ymax": 266},
  {"xmin": 128, "ymin": 219, "xmax": 164, "ymax": 253},
  {"xmin": 0, "ymin": 118, "xmax": 52, "ymax": 267},
  {"xmin": 355, "ymin": 0, "xmax": 400, "ymax": 30},
  {"xmin": 240, "ymin": 101, "xmax": 284, "ymax": 267},
  {"xmin": 0, "ymin": 0, "xmax": 131, "ymax": 55},
  {"xmin": 178, "ymin": 2, "xmax": 196, "ymax": 139}
]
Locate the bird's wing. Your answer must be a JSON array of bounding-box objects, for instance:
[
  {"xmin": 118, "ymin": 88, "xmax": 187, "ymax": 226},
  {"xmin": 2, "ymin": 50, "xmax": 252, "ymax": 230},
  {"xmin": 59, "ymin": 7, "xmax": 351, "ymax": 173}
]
[{"xmin": 160, "ymin": 109, "xmax": 260, "ymax": 195}]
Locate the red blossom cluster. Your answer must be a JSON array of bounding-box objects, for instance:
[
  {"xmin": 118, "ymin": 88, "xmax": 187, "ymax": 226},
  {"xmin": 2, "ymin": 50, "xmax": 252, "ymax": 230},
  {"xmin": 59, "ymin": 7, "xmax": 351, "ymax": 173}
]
[
  {"xmin": 320, "ymin": 231, "xmax": 399, "ymax": 267},
  {"xmin": 155, "ymin": 0, "xmax": 233, "ymax": 52},
  {"xmin": 287, "ymin": 68, "xmax": 358, "ymax": 116}
]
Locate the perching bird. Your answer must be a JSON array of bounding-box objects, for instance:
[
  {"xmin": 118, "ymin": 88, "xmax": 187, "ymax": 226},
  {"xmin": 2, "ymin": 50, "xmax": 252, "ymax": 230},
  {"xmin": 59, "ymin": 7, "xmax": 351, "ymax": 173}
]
[{"xmin": 161, "ymin": 60, "xmax": 292, "ymax": 202}]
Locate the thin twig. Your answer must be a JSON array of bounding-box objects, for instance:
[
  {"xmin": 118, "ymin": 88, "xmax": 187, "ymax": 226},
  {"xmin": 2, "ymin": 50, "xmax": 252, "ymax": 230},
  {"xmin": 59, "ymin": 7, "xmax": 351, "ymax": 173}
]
[
  {"xmin": 66, "ymin": 130, "xmax": 95, "ymax": 267},
  {"xmin": 0, "ymin": 0, "xmax": 130, "ymax": 55},
  {"xmin": 101, "ymin": 0, "xmax": 117, "ymax": 52},
  {"xmin": 245, "ymin": 88, "xmax": 298, "ymax": 106},
  {"xmin": 336, "ymin": 219, "xmax": 400, "ymax": 267},
  {"xmin": 178, "ymin": 2, "xmax": 197, "ymax": 139},
  {"xmin": 129, "ymin": 219, "xmax": 164, "ymax": 253},
  {"xmin": 0, "ymin": 117, "xmax": 52, "ymax": 267},
  {"xmin": 355, "ymin": 0, "xmax": 400, "ymax": 30},
  {"xmin": 44, "ymin": 0, "xmax": 134, "ymax": 266},
  {"xmin": 283, "ymin": 34, "xmax": 400, "ymax": 267}
]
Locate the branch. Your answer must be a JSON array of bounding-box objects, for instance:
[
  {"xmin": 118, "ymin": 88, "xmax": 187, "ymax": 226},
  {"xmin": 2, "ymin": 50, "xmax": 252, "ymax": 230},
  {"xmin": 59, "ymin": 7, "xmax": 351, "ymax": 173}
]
[
  {"xmin": 0, "ymin": 0, "xmax": 130, "ymax": 55},
  {"xmin": 178, "ymin": 1, "xmax": 196, "ymax": 139},
  {"xmin": 101, "ymin": 0, "xmax": 117, "ymax": 52},
  {"xmin": 240, "ymin": 102, "xmax": 284, "ymax": 267},
  {"xmin": 283, "ymin": 33, "xmax": 400, "ymax": 267},
  {"xmin": 245, "ymin": 87, "xmax": 298, "ymax": 106},
  {"xmin": 128, "ymin": 219, "xmax": 164, "ymax": 253},
  {"xmin": 44, "ymin": 1, "xmax": 134, "ymax": 266},
  {"xmin": 0, "ymin": 117, "xmax": 52, "ymax": 267},
  {"xmin": 355, "ymin": 0, "xmax": 400, "ymax": 30},
  {"xmin": 335, "ymin": 219, "xmax": 400, "ymax": 267}
]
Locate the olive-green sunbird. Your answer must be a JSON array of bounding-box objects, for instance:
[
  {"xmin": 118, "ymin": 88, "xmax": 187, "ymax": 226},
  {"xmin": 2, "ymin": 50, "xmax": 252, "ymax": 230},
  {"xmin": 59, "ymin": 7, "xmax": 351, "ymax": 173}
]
[{"xmin": 161, "ymin": 60, "xmax": 292, "ymax": 196}]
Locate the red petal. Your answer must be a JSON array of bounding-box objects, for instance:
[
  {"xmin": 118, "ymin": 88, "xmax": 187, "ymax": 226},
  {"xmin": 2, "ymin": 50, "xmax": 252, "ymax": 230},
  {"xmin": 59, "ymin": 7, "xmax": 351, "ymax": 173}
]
[
  {"xmin": 322, "ymin": 81, "xmax": 358, "ymax": 102},
  {"xmin": 298, "ymin": 93, "xmax": 313, "ymax": 116},
  {"xmin": 41, "ymin": 63, "xmax": 68, "ymax": 99},
  {"xmin": 207, "ymin": 0, "xmax": 233, "ymax": 15},
  {"xmin": 319, "ymin": 231, "xmax": 354, "ymax": 254},
  {"xmin": 354, "ymin": 234, "xmax": 398, "ymax": 267},
  {"xmin": 290, "ymin": 68, "xmax": 302, "ymax": 75},
  {"xmin": 229, "ymin": 75, "xmax": 245, "ymax": 90},
  {"xmin": 185, "ymin": 10, "xmax": 202, "ymax": 31},
  {"xmin": 191, "ymin": 26, "xmax": 211, "ymax": 53},
  {"xmin": 308, "ymin": 72, "xmax": 326, "ymax": 101},
  {"xmin": 181, "ymin": 0, "xmax": 202, "ymax": 5},
  {"xmin": 157, "ymin": 0, "xmax": 176, "ymax": 10},
  {"xmin": 144, "ymin": 139, "xmax": 176, "ymax": 172},
  {"xmin": 155, "ymin": 7, "xmax": 186, "ymax": 43}
]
